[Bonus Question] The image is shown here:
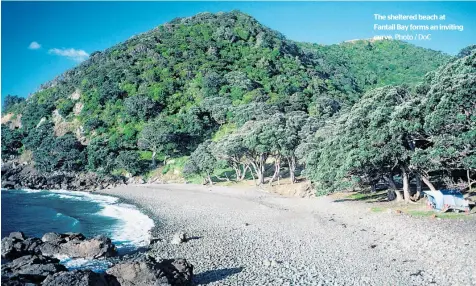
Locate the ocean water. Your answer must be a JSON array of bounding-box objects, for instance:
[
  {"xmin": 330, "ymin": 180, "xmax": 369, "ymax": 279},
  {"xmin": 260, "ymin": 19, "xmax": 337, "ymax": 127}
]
[{"xmin": 1, "ymin": 189, "xmax": 154, "ymax": 271}]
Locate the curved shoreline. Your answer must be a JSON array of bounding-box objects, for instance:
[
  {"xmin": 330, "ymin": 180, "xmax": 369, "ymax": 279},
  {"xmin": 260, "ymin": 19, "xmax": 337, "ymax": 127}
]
[
  {"xmin": 1, "ymin": 188, "xmax": 154, "ymax": 255},
  {"xmin": 105, "ymin": 195, "xmax": 163, "ymax": 240},
  {"xmin": 99, "ymin": 183, "xmax": 476, "ymax": 286}
]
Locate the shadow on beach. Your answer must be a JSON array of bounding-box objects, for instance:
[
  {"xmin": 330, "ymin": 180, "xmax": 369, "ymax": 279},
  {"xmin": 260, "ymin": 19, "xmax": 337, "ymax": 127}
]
[{"xmin": 194, "ymin": 267, "xmax": 243, "ymax": 284}]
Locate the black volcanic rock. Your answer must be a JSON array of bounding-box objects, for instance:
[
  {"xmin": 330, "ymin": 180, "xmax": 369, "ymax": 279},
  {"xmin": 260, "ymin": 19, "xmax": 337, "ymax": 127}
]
[
  {"xmin": 1, "ymin": 232, "xmax": 193, "ymax": 286},
  {"xmin": 1, "ymin": 232, "xmax": 117, "ymax": 261},
  {"xmin": 106, "ymin": 256, "xmax": 193, "ymax": 286},
  {"xmin": 1, "ymin": 162, "xmax": 124, "ymax": 191},
  {"xmin": 42, "ymin": 270, "xmax": 111, "ymax": 286},
  {"xmin": 1, "ymin": 234, "xmax": 42, "ymax": 260},
  {"xmin": 1, "ymin": 255, "xmax": 67, "ymax": 285}
]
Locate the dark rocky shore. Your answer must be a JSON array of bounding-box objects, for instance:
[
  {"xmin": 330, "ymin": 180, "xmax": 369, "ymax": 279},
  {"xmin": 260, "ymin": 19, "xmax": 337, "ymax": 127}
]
[
  {"xmin": 1, "ymin": 162, "xmax": 124, "ymax": 191},
  {"xmin": 1, "ymin": 232, "xmax": 193, "ymax": 286}
]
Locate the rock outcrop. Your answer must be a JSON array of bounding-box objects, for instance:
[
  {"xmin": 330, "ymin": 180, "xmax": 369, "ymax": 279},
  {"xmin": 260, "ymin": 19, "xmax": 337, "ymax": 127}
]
[
  {"xmin": 42, "ymin": 270, "xmax": 111, "ymax": 286},
  {"xmin": 1, "ymin": 232, "xmax": 194, "ymax": 286},
  {"xmin": 1, "ymin": 161, "xmax": 124, "ymax": 191},
  {"xmin": 106, "ymin": 257, "xmax": 193, "ymax": 286},
  {"xmin": 1, "ymin": 255, "xmax": 67, "ymax": 285},
  {"xmin": 1, "ymin": 232, "xmax": 43, "ymax": 260},
  {"xmin": 1, "ymin": 232, "xmax": 117, "ymax": 260}
]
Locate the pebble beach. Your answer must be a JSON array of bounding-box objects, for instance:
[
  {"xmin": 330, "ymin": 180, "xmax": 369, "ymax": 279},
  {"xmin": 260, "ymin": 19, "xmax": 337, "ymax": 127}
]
[{"xmin": 100, "ymin": 184, "xmax": 476, "ymax": 286}]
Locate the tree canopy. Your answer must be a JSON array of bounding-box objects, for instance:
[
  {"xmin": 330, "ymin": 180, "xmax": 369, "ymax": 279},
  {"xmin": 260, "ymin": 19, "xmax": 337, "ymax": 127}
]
[{"xmin": 2, "ymin": 11, "xmax": 470, "ymax": 198}]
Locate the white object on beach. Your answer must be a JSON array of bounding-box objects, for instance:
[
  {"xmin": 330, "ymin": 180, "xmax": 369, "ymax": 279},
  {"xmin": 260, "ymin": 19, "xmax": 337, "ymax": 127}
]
[{"xmin": 170, "ymin": 232, "xmax": 187, "ymax": 244}]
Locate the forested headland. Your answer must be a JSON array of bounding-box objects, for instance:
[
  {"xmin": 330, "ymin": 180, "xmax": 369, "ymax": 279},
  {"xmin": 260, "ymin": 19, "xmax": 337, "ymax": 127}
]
[{"xmin": 2, "ymin": 11, "xmax": 475, "ymax": 202}]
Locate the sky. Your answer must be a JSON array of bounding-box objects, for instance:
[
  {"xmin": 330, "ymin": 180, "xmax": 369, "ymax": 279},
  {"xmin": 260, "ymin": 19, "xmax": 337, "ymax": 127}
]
[{"xmin": 2, "ymin": 1, "xmax": 476, "ymax": 99}]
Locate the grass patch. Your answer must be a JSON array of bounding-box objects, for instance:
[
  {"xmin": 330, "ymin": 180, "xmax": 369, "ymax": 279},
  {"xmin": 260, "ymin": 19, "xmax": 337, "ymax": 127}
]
[
  {"xmin": 346, "ymin": 190, "xmax": 387, "ymax": 202},
  {"xmin": 406, "ymin": 210, "xmax": 434, "ymax": 217},
  {"xmin": 406, "ymin": 210, "xmax": 470, "ymax": 219},
  {"xmin": 185, "ymin": 174, "xmax": 204, "ymax": 185},
  {"xmin": 348, "ymin": 192, "xmax": 371, "ymax": 200},
  {"xmin": 370, "ymin": 207, "xmax": 385, "ymax": 213}
]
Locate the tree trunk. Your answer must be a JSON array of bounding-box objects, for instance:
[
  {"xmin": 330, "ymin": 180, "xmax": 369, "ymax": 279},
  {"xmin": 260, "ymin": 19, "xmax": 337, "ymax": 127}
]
[
  {"xmin": 268, "ymin": 157, "xmax": 281, "ymax": 186},
  {"xmin": 256, "ymin": 173, "xmax": 263, "ymax": 185},
  {"xmin": 207, "ymin": 173, "xmax": 213, "ymax": 185},
  {"xmin": 420, "ymin": 173, "xmax": 437, "ymax": 192},
  {"xmin": 233, "ymin": 165, "xmax": 242, "ymax": 181},
  {"xmin": 401, "ymin": 167, "xmax": 411, "ymax": 203},
  {"xmin": 260, "ymin": 154, "xmax": 267, "ymax": 184},
  {"xmin": 384, "ymin": 174, "xmax": 402, "ymax": 201},
  {"xmin": 371, "ymin": 183, "xmax": 376, "ymax": 193},
  {"xmin": 288, "ymin": 156, "xmax": 296, "ymax": 184},
  {"xmin": 257, "ymin": 172, "xmax": 264, "ymax": 185},
  {"xmin": 151, "ymin": 151, "xmax": 157, "ymax": 168},
  {"xmin": 394, "ymin": 188, "xmax": 404, "ymax": 202},
  {"xmin": 414, "ymin": 173, "xmax": 422, "ymax": 200},
  {"xmin": 250, "ymin": 162, "xmax": 264, "ymax": 186},
  {"xmin": 240, "ymin": 165, "xmax": 249, "ymax": 181},
  {"xmin": 468, "ymin": 170, "xmax": 475, "ymax": 191},
  {"xmin": 255, "ymin": 154, "xmax": 267, "ymax": 185},
  {"xmin": 385, "ymin": 174, "xmax": 397, "ymax": 189}
]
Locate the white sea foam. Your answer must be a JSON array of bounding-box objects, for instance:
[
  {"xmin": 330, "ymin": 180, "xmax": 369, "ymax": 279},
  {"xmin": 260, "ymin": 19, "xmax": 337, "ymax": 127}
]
[
  {"xmin": 58, "ymin": 194, "xmax": 84, "ymax": 200},
  {"xmin": 99, "ymin": 203, "xmax": 154, "ymax": 247},
  {"xmin": 56, "ymin": 212, "xmax": 80, "ymax": 226},
  {"xmin": 49, "ymin": 189, "xmax": 118, "ymax": 204},
  {"xmin": 46, "ymin": 189, "xmax": 154, "ymax": 248},
  {"xmin": 7, "ymin": 188, "xmax": 154, "ymax": 271},
  {"xmin": 60, "ymin": 257, "xmax": 113, "ymax": 272},
  {"xmin": 16, "ymin": 188, "xmax": 42, "ymax": 193}
]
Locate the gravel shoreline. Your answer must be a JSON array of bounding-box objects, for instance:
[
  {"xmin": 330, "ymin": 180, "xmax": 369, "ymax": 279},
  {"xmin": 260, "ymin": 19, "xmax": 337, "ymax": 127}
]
[{"xmin": 99, "ymin": 184, "xmax": 476, "ymax": 286}]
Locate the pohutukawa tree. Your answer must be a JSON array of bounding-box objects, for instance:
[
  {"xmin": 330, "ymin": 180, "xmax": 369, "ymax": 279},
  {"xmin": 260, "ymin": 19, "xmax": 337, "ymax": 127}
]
[
  {"xmin": 304, "ymin": 86, "xmax": 415, "ymax": 201},
  {"xmin": 183, "ymin": 140, "xmax": 217, "ymax": 185},
  {"xmin": 285, "ymin": 111, "xmax": 322, "ymax": 183},
  {"xmin": 212, "ymin": 135, "xmax": 249, "ymax": 181},
  {"xmin": 411, "ymin": 50, "xmax": 476, "ymax": 190},
  {"xmin": 238, "ymin": 119, "xmax": 274, "ymax": 185},
  {"xmin": 137, "ymin": 117, "xmax": 178, "ymax": 167}
]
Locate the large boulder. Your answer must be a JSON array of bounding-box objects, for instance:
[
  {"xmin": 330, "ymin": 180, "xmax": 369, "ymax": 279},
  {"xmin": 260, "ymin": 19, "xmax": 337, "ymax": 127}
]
[
  {"xmin": 41, "ymin": 233, "xmax": 64, "ymax": 244},
  {"xmin": 38, "ymin": 242, "xmax": 61, "ymax": 258},
  {"xmin": 1, "ymin": 255, "xmax": 67, "ymax": 285},
  {"xmin": 1, "ymin": 234, "xmax": 42, "ymax": 260},
  {"xmin": 106, "ymin": 257, "xmax": 193, "ymax": 286},
  {"xmin": 59, "ymin": 235, "xmax": 117, "ymax": 259},
  {"xmin": 42, "ymin": 270, "xmax": 111, "ymax": 286},
  {"xmin": 9, "ymin": 232, "xmax": 26, "ymax": 240}
]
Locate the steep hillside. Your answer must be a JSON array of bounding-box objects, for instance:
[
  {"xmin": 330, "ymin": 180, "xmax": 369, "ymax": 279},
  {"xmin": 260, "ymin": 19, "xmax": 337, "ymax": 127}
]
[
  {"xmin": 2, "ymin": 11, "xmax": 358, "ymax": 174},
  {"xmin": 299, "ymin": 39, "xmax": 451, "ymax": 90},
  {"xmin": 1, "ymin": 11, "xmax": 460, "ymax": 188}
]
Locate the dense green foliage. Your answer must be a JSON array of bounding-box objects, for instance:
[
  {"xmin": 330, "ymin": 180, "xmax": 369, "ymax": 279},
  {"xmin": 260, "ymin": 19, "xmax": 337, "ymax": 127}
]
[
  {"xmin": 1, "ymin": 127, "xmax": 24, "ymax": 158},
  {"xmin": 19, "ymin": 122, "xmax": 86, "ymax": 172},
  {"xmin": 299, "ymin": 40, "xmax": 451, "ymax": 91},
  {"xmin": 2, "ymin": 95, "xmax": 25, "ymax": 113},
  {"xmin": 183, "ymin": 140, "xmax": 217, "ymax": 184},
  {"xmin": 303, "ymin": 52, "xmax": 476, "ymax": 200},
  {"xmin": 2, "ymin": 11, "xmax": 470, "ymax": 198}
]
